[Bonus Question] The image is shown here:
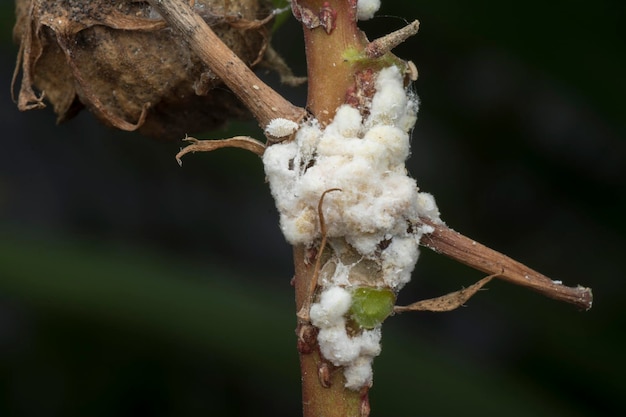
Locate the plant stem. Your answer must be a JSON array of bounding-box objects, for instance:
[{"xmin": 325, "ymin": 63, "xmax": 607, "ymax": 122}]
[
  {"xmin": 294, "ymin": 0, "xmax": 366, "ymax": 123},
  {"xmin": 290, "ymin": 1, "xmax": 377, "ymax": 415},
  {"xmin": 293, "ymin": 245, "xmax": 368, "ymax": 417}
]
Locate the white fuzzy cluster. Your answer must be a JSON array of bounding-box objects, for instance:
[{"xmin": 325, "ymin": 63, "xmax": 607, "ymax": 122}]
[
  {"xmin": 263, "ymin": 65, "xmax": 440, "ymax": 389},
  {"xmin": 265, "ymin": 118, "xmax": 299, "ymax": 138},
  {"xmin": 356, "ymin": 0, "xmax": 381, "ymax": 20},
  {"xmin": 309, "ymin": 287, "xmax": 381, "ymax": 389},
  {"xmin": 263, "ymin": 66, "xmax": 439, "ymax": 289}
]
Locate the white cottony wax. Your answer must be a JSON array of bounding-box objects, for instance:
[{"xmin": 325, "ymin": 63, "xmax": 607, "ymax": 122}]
[
  {"xmin": 263, "ymin": 65, "xmax": 441, "ymax": 390},
  {"xmin": 356, "ymin": 0, "xmax": 381, "ymax": 21}
]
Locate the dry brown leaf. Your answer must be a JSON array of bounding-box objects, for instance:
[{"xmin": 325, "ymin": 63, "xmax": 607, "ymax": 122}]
[
  {"xmin": 12, "ymin": 0, "xmax": 273, "ymax": 139},
  {"xmin": 394, "ymin": 274, "xmax": 497, "ymax": 313},
  {"xmin": 175, "ymin": 135, "xmax": 266, "ymax": 165}
]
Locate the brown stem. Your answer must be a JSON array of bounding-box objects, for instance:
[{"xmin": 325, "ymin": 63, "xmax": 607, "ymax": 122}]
[
  {"xmin": 419, "ymin": 218, "xmax": 593, "ymax": 311},
  {"xmin": 145, "ymin": 0, "xmax": 305, "ymax": 128},
  {"xmin": 295, "ymin": 0, "xmax": 367, "ymax": 123},
  {"xmin": 293, "ymin": 245, "xmax": 367, "ymax": 417},
  {"xmin": 292, "ymin": 2, "xmax": 371, "ymax": 415}
]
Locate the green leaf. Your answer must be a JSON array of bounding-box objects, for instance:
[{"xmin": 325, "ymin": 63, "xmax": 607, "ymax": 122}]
[{"xmin": 349, "ymin": 287, "xmax": 395, "ymax": 329}]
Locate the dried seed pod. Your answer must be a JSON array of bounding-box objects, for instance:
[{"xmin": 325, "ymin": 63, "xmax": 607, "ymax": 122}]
[{"xmin": 12, "ymin": 0, "xmax": 272, "ymax": 139}]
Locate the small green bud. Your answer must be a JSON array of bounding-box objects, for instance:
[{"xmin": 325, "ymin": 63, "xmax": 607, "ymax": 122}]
[{"xmin": 349, "ymin": 287, "xmax": 395, "ymax": 329}]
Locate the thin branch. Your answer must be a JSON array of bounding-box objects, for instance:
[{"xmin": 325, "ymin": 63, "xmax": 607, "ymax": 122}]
[
  {"xmin": 145, "ymin": 0, "xmax": 305, "ymax": 129},
  {"xmin": 419, "ymin": 218, "xmax": 593, "ymax": 311}
]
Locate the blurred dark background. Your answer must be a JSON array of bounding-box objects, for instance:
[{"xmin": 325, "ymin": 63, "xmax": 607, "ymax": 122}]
[{"xmin": 1, "ymin": 1, "xmax": 624, "ymax": 416}]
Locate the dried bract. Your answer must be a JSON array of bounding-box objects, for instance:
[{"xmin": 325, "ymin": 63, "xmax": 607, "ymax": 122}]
[{"xmin": 12, "ymin": 0, "xmax": 272, "ymax": 139}]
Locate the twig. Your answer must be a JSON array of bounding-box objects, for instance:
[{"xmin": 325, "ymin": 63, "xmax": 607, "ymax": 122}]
[
  {"xmin": 145, "ymin": 0, "xmax": 305, "ymax": 129},
  {"xmin": 419, "ymin": 218, "xmax": 593, "ymax": 310},
  {"xmin": 364, "ymin": 20, "xmax": 420, "ymax": 59}
]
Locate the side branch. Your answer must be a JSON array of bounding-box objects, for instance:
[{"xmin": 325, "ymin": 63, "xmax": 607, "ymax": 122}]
[
  {"xmin": 364, "ymin": 20, "xmax": 420, "ymax": 59},
  {"xmin": 146, "ymin": 0, "xmax": 305, "ymax": 128},
  {"xmin": 419, "ymin": 218, "xmax": 593, "ymax": 310}
]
